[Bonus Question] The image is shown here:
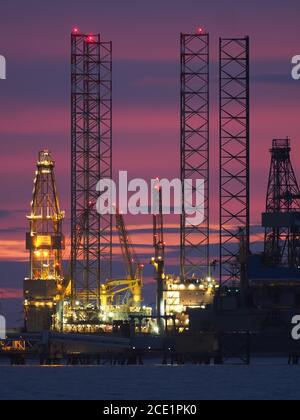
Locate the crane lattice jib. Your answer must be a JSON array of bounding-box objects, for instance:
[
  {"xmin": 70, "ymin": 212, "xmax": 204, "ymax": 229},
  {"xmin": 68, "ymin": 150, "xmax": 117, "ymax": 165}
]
[{"xmin": 115, "ymin": 209, "xmax": 143, "ymax": 281}]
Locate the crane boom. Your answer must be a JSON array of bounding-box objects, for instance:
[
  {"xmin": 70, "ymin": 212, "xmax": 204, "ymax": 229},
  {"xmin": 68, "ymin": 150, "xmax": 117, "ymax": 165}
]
[
  {"xmin": 116, "ymin": 208, "xmax": 143, "ymax": 281},
  {"xmin": 100, "ymin": 209, "xmax": 144, "ymax": 307}
]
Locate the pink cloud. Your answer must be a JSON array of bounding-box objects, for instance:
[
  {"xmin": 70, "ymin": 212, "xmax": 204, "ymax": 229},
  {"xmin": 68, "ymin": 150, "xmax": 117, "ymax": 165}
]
[
  {"xmin": 0, "ymin": 106, "xmax": 69, "ymax": 136},
  {"xmin": 0, "ymin": 288, "xmax": 23, "ymax": 299}
]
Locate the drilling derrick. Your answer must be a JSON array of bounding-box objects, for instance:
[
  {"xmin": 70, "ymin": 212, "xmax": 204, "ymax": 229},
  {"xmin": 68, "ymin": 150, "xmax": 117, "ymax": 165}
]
[
  {"xmin": 71, "ymin": 30, "xmax": 112, "ymax": 311},
  {"xmin": 24, "ymin": 150, "xmax": 65, "ymax": 332},
  {"xmin": 180, "ymin": 30, "xmax": 210, "ymax": 281},
  {"xmin": 263, "ymin": 138, "xmax": 300, "ymax": 267}
]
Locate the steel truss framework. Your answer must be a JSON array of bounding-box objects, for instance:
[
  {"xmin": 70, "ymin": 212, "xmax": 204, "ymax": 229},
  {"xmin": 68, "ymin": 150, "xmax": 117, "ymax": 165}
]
[
  {"xmin": 180, "ymin": 32, "xmax": 210, "ymax": 280},
  {"xmin": 71, "ymin": 32, "xmax": 112, "ymax": 307},
  {"xmin": 27, "ymin": 150, "xmax": 65, "ymax": 282},
  {"xmin": 264, "ymin": 138, "xmax": 300, "ymax": 267},
  {"xmin": 219, "ymin": 37, "xmax": 250, "ymax": 287}
]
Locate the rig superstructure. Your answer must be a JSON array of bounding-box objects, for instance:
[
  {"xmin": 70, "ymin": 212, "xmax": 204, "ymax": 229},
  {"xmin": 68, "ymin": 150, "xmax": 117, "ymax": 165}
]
[{"xmin": 24, "ymin": 150, "xmax": 65, "ymax": 332}]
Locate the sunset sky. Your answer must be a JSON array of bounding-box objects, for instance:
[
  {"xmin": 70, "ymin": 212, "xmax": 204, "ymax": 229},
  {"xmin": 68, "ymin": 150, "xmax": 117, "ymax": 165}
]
[{"xmin": 0, "ymin": 0, "xmax": 300, "ymax": 318}]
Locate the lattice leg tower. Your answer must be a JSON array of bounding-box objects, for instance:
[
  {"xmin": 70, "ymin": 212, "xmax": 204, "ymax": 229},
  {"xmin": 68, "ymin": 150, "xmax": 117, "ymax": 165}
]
[
  {"xmin": 180, "ymin": 31, "xmax": 210, "ymax": 280},
  {"xmin": 219, "ymin": 37, "xmax": 250, "ymax": 287},
  {"xmin": 71, "ymin": 31, "xmax": 112, "ymax": 308},
  {"xmin": 99, "ymin": 40, "xmax": 113, "ymax": 284}
]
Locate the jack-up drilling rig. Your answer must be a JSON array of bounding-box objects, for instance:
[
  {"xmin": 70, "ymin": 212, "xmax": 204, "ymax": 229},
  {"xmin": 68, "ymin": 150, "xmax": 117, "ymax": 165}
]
[
  {"xmin": 263, "ymin": 138, "xmax": 300, "ymax": 268},
  {"xmin": 24, "ymin": 150, "xmax": 65, "ymax": 332},
  {"xmin": 190, "ymin": 139, "xmax": 300, "ymax": 352},
  {"xmin": 68, "ymin": 29, "xmax": 151, "ymax": 332},
  {"xmin": 246, "ymin": 138, "xmax": 300, "ymax": 309}
]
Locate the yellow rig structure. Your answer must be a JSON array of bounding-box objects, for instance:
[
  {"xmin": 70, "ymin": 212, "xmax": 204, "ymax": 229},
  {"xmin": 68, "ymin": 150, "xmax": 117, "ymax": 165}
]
[
  {"xmin": 24, "ymin": 150, "xmax": 65, "ymax": 332},
  {"xmin": 163, "ymin": 276, "xmax": 218, "ymax": 331}
]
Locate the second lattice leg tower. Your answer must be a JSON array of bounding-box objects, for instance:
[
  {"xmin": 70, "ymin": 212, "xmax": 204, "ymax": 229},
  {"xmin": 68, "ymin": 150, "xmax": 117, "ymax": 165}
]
[{"xmin": 180, "ymin": 31, "xmax": 210, "ymax": 280}]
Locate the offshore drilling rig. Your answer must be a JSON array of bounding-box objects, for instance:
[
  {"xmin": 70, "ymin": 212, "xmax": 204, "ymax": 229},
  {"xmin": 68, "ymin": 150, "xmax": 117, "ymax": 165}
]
[
  {"xmin": 247, "ymin": 138, "xmax": 300, "ymax": 306},
  {"xmin": 65, "ymin": 28, "xmax": 216, "ymax": 334},
  {"xmin": 190, "ymin": 137, "xmax": 300, "ymax": 357},
  {"xmin": 20, "ymin": 27, "xmax": 300, "ymax": 359},
  {"xmin": 23, "ymin": 28, "xmax": 218, "ymax": 336},
  {"xmin": 263, "ymin": 138, "xmax": 300, "ymax": 268}
]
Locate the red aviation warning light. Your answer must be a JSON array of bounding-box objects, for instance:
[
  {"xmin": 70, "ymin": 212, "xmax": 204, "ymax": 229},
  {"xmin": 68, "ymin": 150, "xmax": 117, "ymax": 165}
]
[
  {"xmin": 197, "ymin": 27, "xmax": 205, "ymax": 34},
  {"xmin": 72, "ymin": 27, "xmax": 79, "ymax": 34},
  {"xmin": 86, "ymin": 35, "xmax": 94, "ymax": 42}
]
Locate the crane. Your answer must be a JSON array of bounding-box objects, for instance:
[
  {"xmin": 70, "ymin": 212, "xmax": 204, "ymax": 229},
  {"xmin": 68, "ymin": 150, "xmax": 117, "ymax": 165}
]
[
  {"xmin": 63, "ymin": 200, "xmax": 144, "ymax": 312},
  {"xmin": 101, "ymin": 209, "xmax": 144, "ymax": 308},
  {"xmin": 62, "ymin": 201, "xmax": 95, "ymax": 301}
]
